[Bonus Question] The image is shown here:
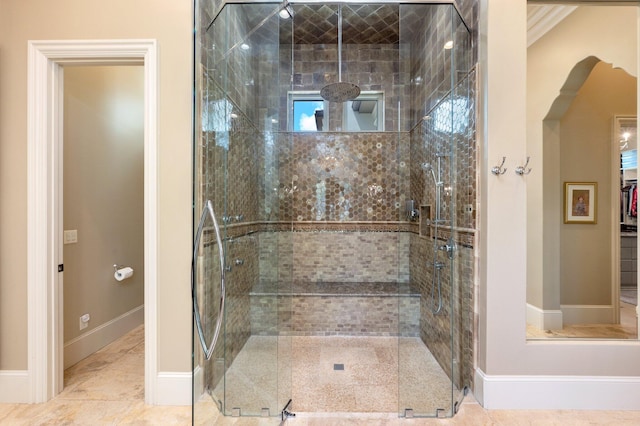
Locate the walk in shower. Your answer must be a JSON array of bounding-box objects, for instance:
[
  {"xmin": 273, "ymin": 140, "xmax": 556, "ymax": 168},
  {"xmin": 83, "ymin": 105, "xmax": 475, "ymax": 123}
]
[{"xmin": 192, "ymin": 1, "xmax": 475, "ymax": 422}]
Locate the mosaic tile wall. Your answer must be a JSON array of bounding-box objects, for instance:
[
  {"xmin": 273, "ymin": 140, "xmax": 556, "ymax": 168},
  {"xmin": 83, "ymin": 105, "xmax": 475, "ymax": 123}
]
[
  {"xmin": 195, "ymin": 0, "xmax": 478, "ymax": 400},
  {"xmin": 251, "ymin": 293, "xmax": 420, "ymax": 337},
  {"xmin": 199, "ymin": 3, "xmax": 284, "ymax": 132},
  {"xmin": 258, "ymin": 230, "xmax": 409, "ymax": 283},
  {"xmin": 408, "ymin": 68, "xmax": 476, "ymax": 390},
  {"xmin": 197, "ymin": 126, "xmax": 264, "ymax": 391},
  {"xmin": 269, "ymin": 132, "xmax": 410, "ymax": 222},
  {"xmin": 281, "ymin": 42, "xmax": 406, "ymax": 132},
  {"xmin": 403, "ymin": 4, "xmax": 473, "ymax": 126}
]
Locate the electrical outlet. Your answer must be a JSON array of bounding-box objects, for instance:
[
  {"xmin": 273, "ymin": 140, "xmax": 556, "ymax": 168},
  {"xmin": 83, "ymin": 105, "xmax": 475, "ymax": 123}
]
[
  {"xmin": 79, "ymin": 313, "xmax": 90, "ymax": 330},
  {"xmin": 64, "ymin": 230, "xmax": 78, "ymax": 244}
]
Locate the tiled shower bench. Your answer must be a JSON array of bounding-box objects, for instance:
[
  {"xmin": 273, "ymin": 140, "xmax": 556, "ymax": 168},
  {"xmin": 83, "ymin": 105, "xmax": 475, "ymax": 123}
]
[{"xmin": 250, "ymin": 281, "xmax": 420, "ymax": 337}]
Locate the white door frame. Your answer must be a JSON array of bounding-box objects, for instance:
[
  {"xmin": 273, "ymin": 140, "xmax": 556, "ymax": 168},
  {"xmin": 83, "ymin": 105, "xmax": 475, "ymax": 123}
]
[{"xmin": 27, "ymin": 39, "xmax": 158, "ymax": 403}]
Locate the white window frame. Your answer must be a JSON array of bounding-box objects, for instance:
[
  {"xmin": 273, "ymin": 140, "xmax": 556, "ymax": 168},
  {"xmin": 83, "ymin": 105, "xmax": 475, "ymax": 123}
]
[{"xmin": 343, "ymin": 91, "xmax": 385, "ymax": 132}]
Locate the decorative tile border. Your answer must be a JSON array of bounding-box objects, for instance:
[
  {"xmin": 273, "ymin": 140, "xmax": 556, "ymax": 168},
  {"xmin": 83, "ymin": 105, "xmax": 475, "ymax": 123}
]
[{"xmin": 202, "ymin": 220, "xmax": 475, "ymax": 248}]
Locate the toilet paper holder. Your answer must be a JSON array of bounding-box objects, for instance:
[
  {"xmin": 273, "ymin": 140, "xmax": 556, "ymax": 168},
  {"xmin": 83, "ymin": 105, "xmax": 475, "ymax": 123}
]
[{"xmin": 113, "ymin": 264, "xmax": 134, "ymax": 281}]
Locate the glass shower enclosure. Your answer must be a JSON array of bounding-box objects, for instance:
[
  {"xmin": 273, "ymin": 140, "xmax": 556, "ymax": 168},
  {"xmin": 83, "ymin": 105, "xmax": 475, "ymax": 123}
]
[{"xmin": 192, "ymin": 1, "xmax": 474, "ymax": 422}]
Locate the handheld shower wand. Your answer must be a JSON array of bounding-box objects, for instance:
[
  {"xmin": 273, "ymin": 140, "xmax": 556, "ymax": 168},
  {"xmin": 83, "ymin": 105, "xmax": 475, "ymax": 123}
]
[{"xmin": 421, "ymin": 162, "xmax": 442, "ymax": 187}]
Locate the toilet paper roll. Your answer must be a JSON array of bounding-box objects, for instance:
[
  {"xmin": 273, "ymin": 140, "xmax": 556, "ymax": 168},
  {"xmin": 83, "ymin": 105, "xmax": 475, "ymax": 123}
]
[{"xmin": 114, "ymin": 267, "xmax": 134, "ymax": 281}]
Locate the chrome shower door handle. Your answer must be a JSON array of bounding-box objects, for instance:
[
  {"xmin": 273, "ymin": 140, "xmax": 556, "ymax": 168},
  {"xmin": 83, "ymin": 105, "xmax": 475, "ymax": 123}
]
[{"xmin": 191, "ymin": 200, "xmax": 226, "ymax": 360}]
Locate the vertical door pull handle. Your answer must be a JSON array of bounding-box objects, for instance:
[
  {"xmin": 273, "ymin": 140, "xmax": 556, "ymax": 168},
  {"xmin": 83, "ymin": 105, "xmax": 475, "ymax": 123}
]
[{"xmin": 192, "ymin": 200, "xmax": 226, "ymax": 360}]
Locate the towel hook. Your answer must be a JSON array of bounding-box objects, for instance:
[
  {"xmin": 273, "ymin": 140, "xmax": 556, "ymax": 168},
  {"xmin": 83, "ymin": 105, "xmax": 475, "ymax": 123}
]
[
  {"xmin": 491, "ymin": 157, "xmax": 507, "ymax": 175},
  {"xmin": 515, "ymin": 157, "xmax": 532, "ymax": 175}
]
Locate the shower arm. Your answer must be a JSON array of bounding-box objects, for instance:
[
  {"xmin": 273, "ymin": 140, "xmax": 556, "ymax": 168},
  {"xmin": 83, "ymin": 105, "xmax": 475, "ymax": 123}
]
[{"xmin": 337, "ymin": 5, "xmax": 343, "ymax": 83}]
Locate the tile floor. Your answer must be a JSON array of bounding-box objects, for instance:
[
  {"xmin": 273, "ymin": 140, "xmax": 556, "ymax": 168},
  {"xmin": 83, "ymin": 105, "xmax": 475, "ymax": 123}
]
[
  {"xmin": 527, "ymin": 301, "xmax": 638, "ymax": 339},
  {"xmin": 2, "ymin": 325, "xmax": 640, "ymax": 425},
  {"xmin": 0, "ymin": 325, "xmax": 190, "ymax": 425},
  {"xmin": 204, "ymin": 335, "xmax": 454, "ymax": 417}
]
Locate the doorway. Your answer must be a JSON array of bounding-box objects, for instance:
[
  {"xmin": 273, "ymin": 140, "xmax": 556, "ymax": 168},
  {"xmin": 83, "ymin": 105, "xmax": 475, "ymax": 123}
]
[
  {"xmin": 61, "ymin": 65, "xmax": 145, "ymax": 374},
  {"xmin": 27, "ymin": 40, "xmax": 159, "ymax": 403}
]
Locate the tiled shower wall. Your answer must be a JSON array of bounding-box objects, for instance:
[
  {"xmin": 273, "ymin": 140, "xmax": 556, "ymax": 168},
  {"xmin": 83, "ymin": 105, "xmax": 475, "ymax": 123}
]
[
  {"xmin": 281, "ymin": 43, "xmax": 407, "ymax": 132},
  {"xmin": 409, "ymin": 67, "xmax": 476, "ymax": 390},
  {"xmin": 259, "ymin": 231, "xmax": 410, "ymax": 283},
  {"xmin": 274, "ymin": 132, "xmax": 409, "ymax": 222},
  {"xmin": 196, "ymin": 0, "xmax": 478, "ymax": 397}
]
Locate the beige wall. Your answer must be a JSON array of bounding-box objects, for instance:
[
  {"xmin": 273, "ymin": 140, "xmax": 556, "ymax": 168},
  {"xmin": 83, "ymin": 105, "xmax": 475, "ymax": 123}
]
[
  {"xmin": 526, "ymin": 6, "xmax": 638, "ymax": 312},
  {"xmin": 479, "ymin": 0, "xmax": 640, "ymax": 387},
  {"xmin": 560, "ymin": 62, "xmax": 636, "ymax": 306},
  {"xmin": 63, "ymin": 65, "xmax": 144, "ymax": 343},
  {"xmin": 0, "ymin": 0, "xmax": 191, "ymax": 372}
]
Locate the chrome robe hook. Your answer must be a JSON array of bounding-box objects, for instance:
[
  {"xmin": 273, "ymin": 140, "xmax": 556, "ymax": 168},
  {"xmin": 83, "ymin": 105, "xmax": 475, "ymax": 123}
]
[
  {"xmin": 515, "ymin": 157, "xmax": 532, "ymax": 175},
  {"xmin": 491, "ymin": 157, "xmax": 507, "ymax": 175}
]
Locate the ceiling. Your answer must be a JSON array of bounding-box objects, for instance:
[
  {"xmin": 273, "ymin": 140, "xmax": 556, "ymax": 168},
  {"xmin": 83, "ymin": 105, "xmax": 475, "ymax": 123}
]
[
  {"xmin": 241, "ymin": 3, "xmax": 578, "ymax": 47},
  {"xmin": 290, "ymin": 4, "xmax": 401, "ymax": 45},
  {"xmin": 242, "ymin": 3, "xmax": 438, "ymax": 46}
]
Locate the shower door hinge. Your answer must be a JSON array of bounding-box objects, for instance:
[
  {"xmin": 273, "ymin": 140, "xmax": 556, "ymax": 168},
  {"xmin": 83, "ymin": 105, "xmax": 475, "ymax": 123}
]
[
  {"xmin": 58, "ymin": 264, "xmax": 64, "ymax": 272},
  {"xmin": 281, "ymin": 399, "xmax": 296, "ymax": 422}
]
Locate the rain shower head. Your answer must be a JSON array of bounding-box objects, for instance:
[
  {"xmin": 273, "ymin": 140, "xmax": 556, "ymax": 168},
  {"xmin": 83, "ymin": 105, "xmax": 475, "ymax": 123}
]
[
  {"xmin": 321, "ymin": 82, "xmax": 360, "ymax": 103},
  {"xmin": 320, "ymin": 5, "xmax": 361, "ymax": 103}
]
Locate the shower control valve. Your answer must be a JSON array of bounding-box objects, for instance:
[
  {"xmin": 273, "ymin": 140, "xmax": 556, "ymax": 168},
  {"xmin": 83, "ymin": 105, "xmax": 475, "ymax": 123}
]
[
  {"xmin": 222, "ymin": 214, "xmax": 244, "ymax": 223},
  {"xmin": 438, "ymin": 238, "xmax": 457, "ymax": 259}
]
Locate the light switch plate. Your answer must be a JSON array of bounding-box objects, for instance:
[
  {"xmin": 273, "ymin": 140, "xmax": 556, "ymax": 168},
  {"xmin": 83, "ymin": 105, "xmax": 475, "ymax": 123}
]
[{"xmin": 64, "ymin": 230, "xmax": 78, "ymax": 244}]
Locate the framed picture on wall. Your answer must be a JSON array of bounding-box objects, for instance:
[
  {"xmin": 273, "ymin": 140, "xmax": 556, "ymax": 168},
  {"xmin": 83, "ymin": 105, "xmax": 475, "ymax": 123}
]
[{"xmin": 564, "ymin": 182, "xmax": 597, "ymax": 224}]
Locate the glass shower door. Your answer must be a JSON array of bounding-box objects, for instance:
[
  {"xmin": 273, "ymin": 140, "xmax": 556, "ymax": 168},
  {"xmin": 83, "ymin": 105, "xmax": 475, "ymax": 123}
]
[
  {"xmin": 398, "ymin": 3, "xmax": 473, "ymax": 418},
  {"xmin": 192, "ymin": 1, "xmax": 293, "ymax": 422}
]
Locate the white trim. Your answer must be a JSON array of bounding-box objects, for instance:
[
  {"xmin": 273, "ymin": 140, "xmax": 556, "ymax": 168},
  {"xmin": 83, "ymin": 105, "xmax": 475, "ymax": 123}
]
[
  {"xmin": 0, "ymin": 371, "xmax": 30, "ymax": 403},
  {"xmin": 475, "ymin": 368, "xmax": 640, "ymax": 410},
  {"xmin": 527, "ymin": 5, "xmax": 578, "ymax": 47},
  {"xmin": 560, "ymin": 304, "xmax": 616, "ymax": 325},
  {"xmin": 64, "ymin": 306, "xmax": 144, "ymax": 369},
  {"xmin": 526, "ymin": 303, "xmax": 563, "ymax": 330},
  {"xmin": 155, "ymin": 372, "xmax": 192, "ymax": 406},
  {"xmin": 26, "ymin": 39, "xmax": 158, "ymax": 404}
]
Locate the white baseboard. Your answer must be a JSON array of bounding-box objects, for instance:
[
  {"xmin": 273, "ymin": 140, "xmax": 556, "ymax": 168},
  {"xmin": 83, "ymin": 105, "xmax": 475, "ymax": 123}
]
[
  {"xmin": 155, "ymin": 372, "xmax": 192, "ymax": 406},
  {"xmin": 526, "ymin": 303, "xmax": 563, "ymax": 330},
  {"xmin": 0, "ymin": 370, "xmax": 29, "ymax": 403},
  {"xmin": 64, "ymin": 305, "xmax": 144, "ymax": 368},
  {"xmin": 475, "ymin": 368, "xmax": 640, "ymax": 410},
  {"xmin": 561, "ymin": 304, "xmax": 615, "ymax": 325}
]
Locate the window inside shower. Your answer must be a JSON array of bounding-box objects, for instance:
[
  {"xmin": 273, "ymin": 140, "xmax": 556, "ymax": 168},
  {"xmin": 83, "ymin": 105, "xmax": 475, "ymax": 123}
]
[
  {"xmin": 289, "ymin": 90, "xmax": 385, "ymax": 131},
  {"xmin": 344, "ymin": 91, "xmax": 385, "ymax": 131},
  {"xmin": 289, "ymin": 92, "xmax": 328, "ymax": 131}
]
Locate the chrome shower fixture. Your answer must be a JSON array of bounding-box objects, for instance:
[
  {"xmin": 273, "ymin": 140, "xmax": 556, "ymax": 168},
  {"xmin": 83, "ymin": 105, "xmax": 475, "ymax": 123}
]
[
  {"xmin": 421, "ymin": 162, "xmax": 442, "ymax": 187},
  {"xmin": 320, "ymin": 5, "xmax": 361, "ymax": 103}
]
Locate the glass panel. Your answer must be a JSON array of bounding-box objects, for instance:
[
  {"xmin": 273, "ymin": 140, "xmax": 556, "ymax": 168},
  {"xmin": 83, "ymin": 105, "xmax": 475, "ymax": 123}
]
[
  {"xmin": 399, "ymin": 3, "xmax": 473, "ymax": 418},
  {"xmin": 450, "ymin": 6, "xmax": 475, "ymax": 413},
  {"xmin": 193, "ymin": 1, "xmax": 292, "ymax": 423},
  {"xmin": 192, "ymin": 2, "xmax": 230, "ymax": 423},
  {"xmin": 193, "ymin": 1, "xmax": 473, "ymax": 422}
]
